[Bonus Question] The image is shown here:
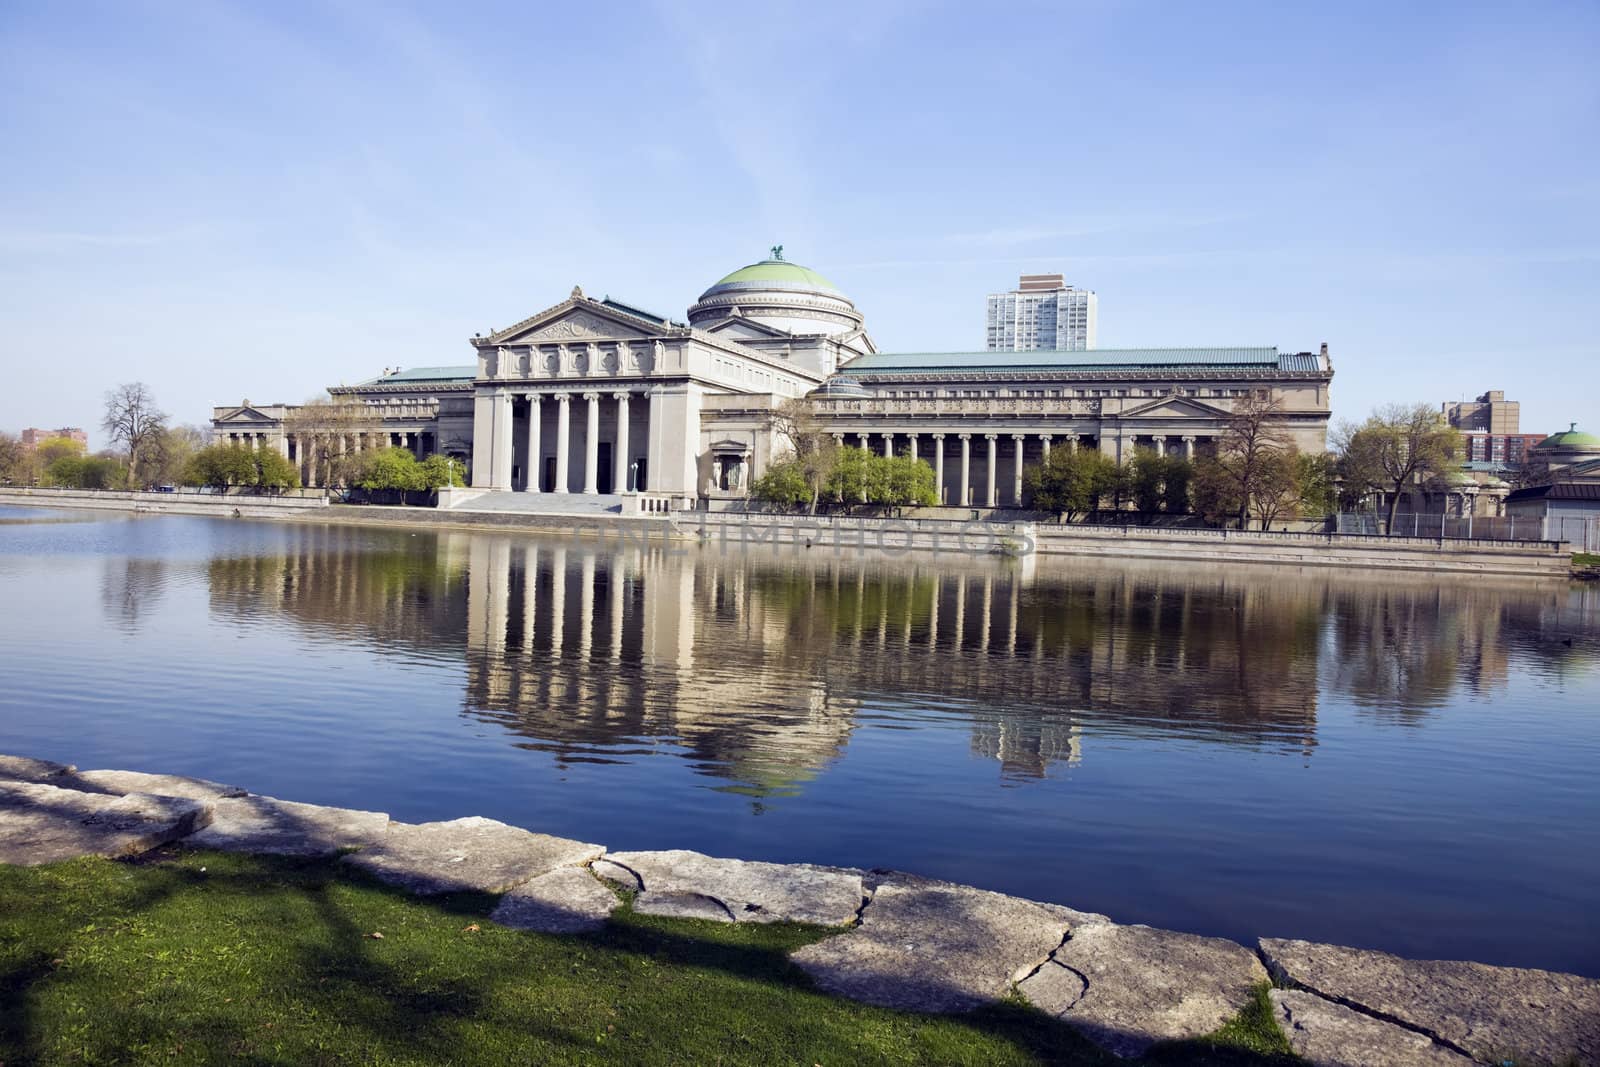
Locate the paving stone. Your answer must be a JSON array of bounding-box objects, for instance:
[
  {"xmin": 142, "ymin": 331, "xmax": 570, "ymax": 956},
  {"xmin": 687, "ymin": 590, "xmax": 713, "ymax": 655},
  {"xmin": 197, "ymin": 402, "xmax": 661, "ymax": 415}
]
[
  {"xmin": 0, "ymin": 754, "xmax": 77, "ymax": 783},
  {"xmin": 0, "ymin": 780, "xmax": 211, "ymax": 864},
  {"xmin": 606, "ymin": 849, "xmax": 864, "ymax": 926},
  {"xmin": 789, "ymin": 874, "xmax": 1072, "ymax": 1013},
  {"xmin": 590, "ymin": 857, "xmax": 641, "ymax": 890},
  {"xmin": 187, "ymin": 794, "xmax": 389, "ymax": 856},
  {"xmin": 633, "ymin": 890, "xmax": 735, "ymax": 923},
  {"xmin": 491, "ymin": 867, "xmax": 619, "ymax": 934},
  {"xmin": 342, "ymin": 816, "xmax": 603, "ymax": 895},
  {"xmin": 68, "ymin": 769, "xmax": 248, "ymax": 802},
  {"xmin": 1261, "ymin": 937, "xmax": 1600, "ymax": 1067},
  {"xmin": 1020, "ymin": 921, "xmax": 1267, "ymax": 1058},
  {"xmin": 1269, "ymin": 989, "xmax": 1475, "ymax": 1066}
]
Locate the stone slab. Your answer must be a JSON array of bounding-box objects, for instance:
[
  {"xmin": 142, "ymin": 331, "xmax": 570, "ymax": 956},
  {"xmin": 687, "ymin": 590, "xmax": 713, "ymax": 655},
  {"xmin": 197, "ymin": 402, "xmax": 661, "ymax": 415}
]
[
  {"xmin": 186, "ymin": 794, "xmax": 389, "ymax": 857},
  {"xmin": 0, "ymin": 780, "xmax": 211, "ymax": 865},
  {"xmin": 632, "ymin": 890, "xmax": 735, "ymax": 923},
  {"xmin": 1261, "ymin": 937, "xmax": 1600, "ymax": 1067},
  {"xmin": 490, "ymin": 867, "xmax": 619, "ymax": 934},
  {"xmin": 606, "ymin": 849, "xmax": 864, "ymax": 926},
  {"xmin": 591, "ymin": 857, "xmax": 641, "ymax": 890},
  {"xmin": 789, "ymin": 874, "xmax": 1073, "ymax": 1013},
  {"xmin": 0, "ymin": 754, "xmax": 77, "ymax": 783},
  {"xmin": 1020, "ymin": 922, "xmax": 1267, "ymax": 1058},
  {"xmin": 1270, "ymin": 989, "xmax": 1474, "ymax": 1066},
  {"xmin": 342, "ymin": 816, "xmax": 603, "ymax": 895},
  {"xmin": 68, "ymin": 769, "xmax": 248, "ymax": 802}
]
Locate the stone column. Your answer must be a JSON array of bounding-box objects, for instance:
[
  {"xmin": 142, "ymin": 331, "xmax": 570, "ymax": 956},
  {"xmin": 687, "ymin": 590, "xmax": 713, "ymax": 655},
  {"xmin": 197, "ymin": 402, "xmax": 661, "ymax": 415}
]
[
  {"xmin": 985, "ymin": 434, "xmax": 998, "ymax": 507},
  {"xmin": 583, "ymin": 392, "xmax": 600, "ymax": 494},
  {"xmin": 523, "ymin": 395, "xmax": 542, "ymax": 493},
  {"xmin": 613, "ymin": 393, "xmax": 632, "ymax": 492},
  {"xmin": 1155, "ymin": 437, "xmax": 1166, "ymax": 458},
  {"xmin": 1183, "ymin": 435, "xmax": 1195, "ymax": 459},
  {"xmin": 908, "ymin": 433, "xmax": 919, "ymax": 461},
  {"xmin": 1066, "ymin": 434, "xmax": 1078, "ymax": 453},
  {"xmin": 959, "ymin": 433, "xmax": 971, "ymax": 506},
  {"xmin": 492, "ymin": 391, "xmax": 514, "ymax": 490},
  {"xmin": 933, "ymin": 434, "xmax": 945, "ymax": 502},
  {"xmin": 1041, "ymin": 434, "xmax": 1052, "ymax": 460},
  {"xmin": 881, "ymin": 431, "xmax": 894, "ymax": 459},
  {"xmin": 857, "ymin": 431, "xmax": 870, "ymax": 454},
  {"xmin": 1012, "ymin": 434, "xmax": 1025, "ymax": 504},
  {"xmin": 554, "ymin": 393, "xmax": 571, "ymax": 492}
]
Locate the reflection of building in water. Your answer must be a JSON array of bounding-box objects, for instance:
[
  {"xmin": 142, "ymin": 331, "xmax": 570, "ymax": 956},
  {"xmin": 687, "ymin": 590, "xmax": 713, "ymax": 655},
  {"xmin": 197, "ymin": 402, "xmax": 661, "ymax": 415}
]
[{"xmin": 203, "ymin": 525, "xmax": 1597, "ymax": 794}]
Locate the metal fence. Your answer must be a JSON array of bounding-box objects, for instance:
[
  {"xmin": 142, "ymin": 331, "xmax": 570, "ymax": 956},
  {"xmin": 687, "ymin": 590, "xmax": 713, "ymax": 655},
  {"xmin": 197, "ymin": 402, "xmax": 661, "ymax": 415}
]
[{"xmin": 1337, "ymin": 512, "xmax": 1600, "ymax": 549}]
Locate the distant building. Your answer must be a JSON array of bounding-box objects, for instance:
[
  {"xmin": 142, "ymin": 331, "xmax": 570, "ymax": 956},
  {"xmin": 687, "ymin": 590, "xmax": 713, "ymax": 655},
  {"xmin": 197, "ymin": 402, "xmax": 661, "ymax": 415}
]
[
  {"xmin": 986, "ymin": 274, "xmax": 1097, "ymax": 351},
  {"xmin": 1443, "ymin": 390, "xmax": 1519, "ymax": 434},
  {"xmin": 1459, "ymin": 432, "xmax": 1545, "ymax": 469},
  {"xmin": 1505, "ymin": 425, "xmax": 1600, "ymax": 549},
  {"xmin": 19, "ymin": 427, "xmax": 88, "ymax": 450}
]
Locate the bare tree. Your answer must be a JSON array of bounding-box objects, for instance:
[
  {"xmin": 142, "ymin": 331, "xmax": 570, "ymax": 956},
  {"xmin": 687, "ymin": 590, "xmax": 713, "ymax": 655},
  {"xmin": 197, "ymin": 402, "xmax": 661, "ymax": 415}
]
[
  {"xmin": 1212, "ymin": 391, "xmax": 1294, "ymax": 529},
  {"xmin": 102, "ymin": 382, "xmax": 169, "ymax": 487},
  {"xmin": 282, "ymin": 396, "xmax": 366, "ymax": 488},
  {"xmin": 1335, "ymin": 403, "xmax": 1462, "ymax": 532}
]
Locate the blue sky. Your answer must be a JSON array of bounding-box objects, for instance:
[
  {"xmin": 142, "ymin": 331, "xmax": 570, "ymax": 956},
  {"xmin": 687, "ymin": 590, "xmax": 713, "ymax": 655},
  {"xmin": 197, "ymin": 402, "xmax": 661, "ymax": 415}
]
[{"xmin": 2, "ymin": 0, "xmax": 1596, "ymax": 447}]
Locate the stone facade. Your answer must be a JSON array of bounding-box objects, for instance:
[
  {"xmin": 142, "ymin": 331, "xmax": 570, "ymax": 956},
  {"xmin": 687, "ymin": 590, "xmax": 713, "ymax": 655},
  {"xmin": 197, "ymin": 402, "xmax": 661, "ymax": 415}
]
[{"xmin": 210, "ymin": 256, "xmax": 1334, "ymax": 504}]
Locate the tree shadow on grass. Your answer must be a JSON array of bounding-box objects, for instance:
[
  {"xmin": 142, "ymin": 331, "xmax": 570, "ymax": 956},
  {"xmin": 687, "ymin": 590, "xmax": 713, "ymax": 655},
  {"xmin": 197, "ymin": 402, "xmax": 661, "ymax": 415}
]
[{"xmin": 1, "ymin": 850, "xmax": 1296, "ymax": 1066}]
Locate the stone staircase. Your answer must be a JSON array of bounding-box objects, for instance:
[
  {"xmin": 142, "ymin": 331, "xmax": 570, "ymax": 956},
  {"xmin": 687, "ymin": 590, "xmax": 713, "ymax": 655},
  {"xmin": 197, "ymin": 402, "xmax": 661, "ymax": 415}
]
[{"xmin": 450, "ymin": 490, "xmax": 622, "ymax": 516}]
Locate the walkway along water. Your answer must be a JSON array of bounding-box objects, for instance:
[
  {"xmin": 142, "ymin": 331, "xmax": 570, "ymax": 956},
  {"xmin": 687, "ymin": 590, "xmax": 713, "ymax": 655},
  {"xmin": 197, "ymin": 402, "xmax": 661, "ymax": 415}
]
[{"xmin": 3, "ymin": 752, "xmax": 1595, "ymax": 1064}]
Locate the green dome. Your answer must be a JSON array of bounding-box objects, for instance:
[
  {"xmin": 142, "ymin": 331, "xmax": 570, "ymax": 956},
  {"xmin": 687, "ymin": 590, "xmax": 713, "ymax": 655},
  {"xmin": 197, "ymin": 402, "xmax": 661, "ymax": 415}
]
[
  {"xmin": 1533, "ymin": 425, "xmax": 1600, "ymax": 451},
  {"xmin": 701, "ymin": 259, "xmax": 841, "ymax": 298}
]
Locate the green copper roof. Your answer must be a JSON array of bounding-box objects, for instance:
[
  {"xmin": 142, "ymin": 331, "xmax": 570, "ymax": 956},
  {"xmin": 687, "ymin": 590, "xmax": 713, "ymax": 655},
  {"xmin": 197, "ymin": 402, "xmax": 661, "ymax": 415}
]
[
  {"xmin": 840, "ymin": 347, "xmax": 1298, "ymax": 374},
  {"xmin": 359, "ymin": 365, "xmax": 476, "ymax": 385},
  {"xmin": 703, "ymin": 259, "xmax": 841, "ymax": 296},
  {"xmin": 1533, "ymin": 425, "xmax": 1600, "ymax": 450}
]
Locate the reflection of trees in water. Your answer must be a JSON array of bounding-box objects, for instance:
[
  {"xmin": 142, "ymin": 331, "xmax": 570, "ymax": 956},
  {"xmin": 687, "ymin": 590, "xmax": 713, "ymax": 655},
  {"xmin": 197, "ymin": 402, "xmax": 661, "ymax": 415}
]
[
  {"xmin": 100, "ymin": 558, "xmax": 170, "ymax": 632},
  {"xmin": 204, "ymin": 525, "xmax": 470, "ymax": 653}
]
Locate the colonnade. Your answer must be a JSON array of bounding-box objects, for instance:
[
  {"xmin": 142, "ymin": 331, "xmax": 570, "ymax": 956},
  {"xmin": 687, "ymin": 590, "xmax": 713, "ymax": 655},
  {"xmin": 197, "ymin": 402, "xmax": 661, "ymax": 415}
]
[
  {"xmin": 828, "ymin": 429, "xmax": 1206, "ymax": 506},
  {"xmin": 480, "ymin": 390, "xmax": 646, "ymax": 494}
]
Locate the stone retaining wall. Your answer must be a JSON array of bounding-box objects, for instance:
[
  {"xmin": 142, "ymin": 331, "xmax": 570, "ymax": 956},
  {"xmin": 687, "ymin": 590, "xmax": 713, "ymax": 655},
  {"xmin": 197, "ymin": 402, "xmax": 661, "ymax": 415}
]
[
  {"xmin": 3, "ymin": 752, "xmax": 1594, "ymax": 1064},
  {"xmin": 0, "ymin": 488, "xmax": 327, "ymax": 519}
]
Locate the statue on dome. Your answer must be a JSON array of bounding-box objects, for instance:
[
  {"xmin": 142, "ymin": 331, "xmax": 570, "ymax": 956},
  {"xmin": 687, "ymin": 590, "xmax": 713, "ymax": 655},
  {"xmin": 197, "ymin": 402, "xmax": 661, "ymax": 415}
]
[{"xmin": 769, "ymin": 244, "xmax": 784, "ymax": 261}]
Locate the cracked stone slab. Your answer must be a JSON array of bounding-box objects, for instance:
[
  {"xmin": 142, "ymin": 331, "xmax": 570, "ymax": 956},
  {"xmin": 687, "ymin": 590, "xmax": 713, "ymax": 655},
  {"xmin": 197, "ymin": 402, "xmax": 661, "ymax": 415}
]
[
  {"xmin": 1270, "ymin": 989, "xmax": 1474, "ymax": 1066},
  {"xmin": 1261, "ymin": 937, "xmax": 1600, "ymax": 1067},
  {"xmin": 491, "ymin": 867, "xmax": 619, "ymax": 934},
  {"xmin": 67, "ymin": 769, "xmax": 248, "ymax": 802},
  {"xmin": 1020, "ymin": 922, "xmax": 1267, "ymax": 1058},
  {"xmin": 591, "ymin": 857, "xmax": 641, "ymax": 890},
  {"xmin": 789, "ymin": 874, "xmax": 1073, "ymax": 1013},
  {"xmin": 0, "ymin": 754, "xmax": 77, "ymax": 784},
  {"xmin": 606, "ymin": 849, "xmax": 864, "ymax": 926},
  {"xmin": 633, "ymin": 890, "xmax": 735, "ymax": 923},
  {"xmin": 0, "ymin": 780, "xmax": 212, "ymax": 865},
  {"xmin": 342, "ymin": 816, "xmax": 603, "ymax": 895},
  {"xmin": 186, "ymin": 794, "xmax": 389, "ymax": 857}
]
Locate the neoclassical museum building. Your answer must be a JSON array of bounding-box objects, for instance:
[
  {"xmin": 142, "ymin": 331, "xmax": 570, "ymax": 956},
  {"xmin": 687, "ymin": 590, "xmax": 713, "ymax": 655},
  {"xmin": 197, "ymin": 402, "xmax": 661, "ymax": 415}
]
[{"xmin": 212, "ymin": 252, "xmax": 1334, "ymax": 508}]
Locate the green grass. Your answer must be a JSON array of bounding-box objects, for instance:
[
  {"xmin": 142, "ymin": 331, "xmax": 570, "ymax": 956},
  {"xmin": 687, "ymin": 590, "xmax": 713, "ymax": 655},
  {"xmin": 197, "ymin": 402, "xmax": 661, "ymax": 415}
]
[
  {"xmin": 0, "ymin": 849, "xmax": 1296, "ymax": 1066},
  {"xmin": 1573, "ymin": 552, "xmax": 1600, "ymax": 569}
]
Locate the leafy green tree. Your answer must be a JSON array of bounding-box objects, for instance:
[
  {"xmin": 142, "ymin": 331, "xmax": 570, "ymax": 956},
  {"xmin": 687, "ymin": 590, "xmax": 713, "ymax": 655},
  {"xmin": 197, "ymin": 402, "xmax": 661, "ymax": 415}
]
[
  {"xmin": 824, "ymin": 446, "xmax": 869, "ymax": 505},
  {"xmin": 770, "ymin": 397, "xmax": 840, "ymax": 513},
  {"xmin": 45, "ymin": 453, "xmax": 124, "ymax": 489},
  {"xmin": 354, "ymin": 447, "xmax": 425, "ymax": 491},
  {"xmin": 881, "ymin": 455, "xmax": 937, "ymax": 508},
  {"xmin": 1249, "ymin": 449, "xmax": 1301, "ymax": 530},
  {"xmin": 1024, "ymin": 447, "xmax": 1122, "ymax": 522},
  {"xmin": 1162, "ymin": 456, "xmax": 1193, "ymax": 514},
  {"xmin": 182, "ymin": 444, "xmax": 298, "ymax": 491},
  {"xmin": 34, "ymin": 436, "xmax": 85, "ymax": 470},
  {"xmin": 0, "ymin": 432, "xmax": 33, "ymax": 485},
  {"xmin": 1295, "ymin": 452, "xmax": 1337, "ymax": 519},
  {"xmin": 1191, "ymin": 456, "xmax": 1243, "ymax": 526},
  {"xmin": 255, "ymin": 448, "xmax": 300, "ymax": 490},
  {"xmin": 750, "ymin": 458, "xmax": 812, "ymax": 508},
  {"xmin": 419, "ymin": 454, "xmax": 465, "ymax": 489},
  {"xmin": 1129, "ymin": 449, "xmax": 1165, "ymax": 517}
]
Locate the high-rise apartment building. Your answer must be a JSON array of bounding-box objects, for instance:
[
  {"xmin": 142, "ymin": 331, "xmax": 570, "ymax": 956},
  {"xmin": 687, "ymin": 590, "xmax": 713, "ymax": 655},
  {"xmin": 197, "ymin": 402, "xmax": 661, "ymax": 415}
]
[
  {"xmin": 19, "ymin": 427, "xmax": 88, "ymax": 450},
  {"xmin": 1443, "ymin": 390, "xmax": 1519, "ymax": 434},
  {"xmin": 986, "ymin": 274, "xmax": 1097, "ymax": 351}
]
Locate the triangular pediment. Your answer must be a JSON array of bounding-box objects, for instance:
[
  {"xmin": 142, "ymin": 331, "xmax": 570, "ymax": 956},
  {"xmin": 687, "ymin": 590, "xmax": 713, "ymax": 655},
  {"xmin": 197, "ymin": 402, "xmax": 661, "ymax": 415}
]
[
  {"xmin": 1118, "ymin": 395, "xmax": 1233, "ymax": 419},
  {"xmin": 486, "ymin": 296, "xmax": 667, "ymax": 346},
  {"xmin": 216, "ymin": 406, "xmax": 277, "ymax": 424}
]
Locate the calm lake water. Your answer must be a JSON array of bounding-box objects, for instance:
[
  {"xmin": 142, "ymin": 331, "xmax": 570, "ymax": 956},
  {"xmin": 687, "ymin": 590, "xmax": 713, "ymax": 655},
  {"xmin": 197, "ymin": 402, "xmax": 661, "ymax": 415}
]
[{"xmin": 2, "ymin": 504, "xmax": 1597, "ymax": 976}]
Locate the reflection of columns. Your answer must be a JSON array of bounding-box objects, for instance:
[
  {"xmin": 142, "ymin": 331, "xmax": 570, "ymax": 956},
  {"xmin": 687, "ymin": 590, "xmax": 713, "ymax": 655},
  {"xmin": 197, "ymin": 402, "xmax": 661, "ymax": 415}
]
[
  {"xmin": 609, "ymin": 554, "xmax": 624, "ymax": 662},
  {"xmin": 1012, "ymin": 434, "xmax": 1024, "ymax": 505},
  {"xmin": 934, "ymin": 434, "xmax": 946, "ymax": 503},
  {"xmin": 554, "ymin": 394, "xmax": 571, "ymax": 492},
  {"xmin": 928, "ymin": 574, "xmax": 941, "ymax": 647},
  {"xmin": 549, "ymin": 546, "xmax": 567, "ymax": 657},
  {"xmin": 579, "ymin": 552, "xmax": 595, "ymax": 659},
  {"xmin": 981, "ymin": 574, "xmax": 993, "ymax": 653},
  {"xmin": 1041, "ymin": 434, "xmax": 1052, "ymax": 460},
  {"xmin": 521, "ymin": 544, "xmax": 539, "ymax": 655},
  {"xmin": 985, "ymin": 434, "xmax": 998, "ymax": 507},
  {"xmin": 523, "ymin": 395, "xmax": 541, "ymax": 492},
  {"xmin": 613, "ymin": 392, "xmax": 630, "ymax": 493},
  {"xmin": 958, "ymin": 434, "xmax": 971, "ymax": 506},
  {"xmin": 492, "ymin": 391, "xmax": 514, "ymax": 489},
  {"xmin": 583, "ymin": 393, "xmax": 600, "ymax": 494},
  {"xmin": 954, "ymin": 575, "xmax": 967, "ymax": 648}
]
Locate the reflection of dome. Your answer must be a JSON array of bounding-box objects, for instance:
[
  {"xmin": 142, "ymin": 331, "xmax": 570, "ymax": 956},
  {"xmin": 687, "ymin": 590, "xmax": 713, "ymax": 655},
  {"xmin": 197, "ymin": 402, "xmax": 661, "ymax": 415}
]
[
  {"xmin": 811, "ymin": 375, "xmax": 871, "ymax": 399},
  {"xmin": 687, "ymin": 252, "xmax": 865, "ymax": 337}
]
